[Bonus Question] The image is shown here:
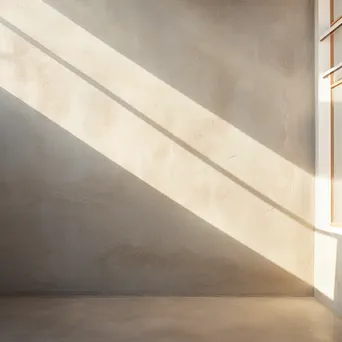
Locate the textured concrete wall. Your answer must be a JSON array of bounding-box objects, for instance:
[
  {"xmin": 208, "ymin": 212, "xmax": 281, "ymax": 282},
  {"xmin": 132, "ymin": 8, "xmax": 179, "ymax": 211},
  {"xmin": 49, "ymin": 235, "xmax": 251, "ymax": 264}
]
[{"xmin": 0, "ymin": 0, "xmax": 314, "ymax": 295}]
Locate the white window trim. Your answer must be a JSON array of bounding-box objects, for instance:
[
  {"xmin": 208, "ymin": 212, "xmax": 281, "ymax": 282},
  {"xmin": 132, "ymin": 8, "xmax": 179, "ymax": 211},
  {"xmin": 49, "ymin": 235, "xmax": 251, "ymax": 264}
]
[{"xmin": 316, "ymin": 0, "xmax": 342, "ymax": 233}]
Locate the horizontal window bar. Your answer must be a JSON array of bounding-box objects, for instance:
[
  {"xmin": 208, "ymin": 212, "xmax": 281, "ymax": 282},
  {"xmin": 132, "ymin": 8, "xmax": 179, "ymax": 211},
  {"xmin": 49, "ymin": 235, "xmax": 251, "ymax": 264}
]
[
  {"xmin": 323, "ymin": 61, "xmax": 342, "ymax": 78},
  {"xmin": 331, "ymin": 79, "xmax": 342, "ymax": 89},
  {"xmin": 320, "ymin": 16, "xmax": 342, "ymax": 41}
]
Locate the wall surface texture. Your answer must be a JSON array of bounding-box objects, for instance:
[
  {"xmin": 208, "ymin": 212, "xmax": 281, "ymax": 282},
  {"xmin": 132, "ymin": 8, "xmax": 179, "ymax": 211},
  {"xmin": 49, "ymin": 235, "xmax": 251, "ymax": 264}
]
[{"xmin": 0, "ymin": 0, "xmax": 314, "ymax": 295}]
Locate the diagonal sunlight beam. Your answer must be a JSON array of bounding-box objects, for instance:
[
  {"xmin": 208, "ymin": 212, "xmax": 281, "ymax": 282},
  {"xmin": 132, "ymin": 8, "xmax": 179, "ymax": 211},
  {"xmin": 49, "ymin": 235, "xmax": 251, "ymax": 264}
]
[
  {"xmin": 0, "ymin": 17, "xmax": 312, "ymax": 231},
  {"xmin": 0, "ymin": 1, "xmax": 313, "ymax": 285},
  {"xmin": 0, "ymin": 0, "xmax": 313, "ymax": 223}
]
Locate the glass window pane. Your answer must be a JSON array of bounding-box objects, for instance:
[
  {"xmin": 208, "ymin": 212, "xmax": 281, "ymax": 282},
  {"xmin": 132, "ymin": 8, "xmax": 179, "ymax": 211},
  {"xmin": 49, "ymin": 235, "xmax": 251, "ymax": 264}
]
[
  {"xmin": 334, "ymin": 0, "xmax": 342, "ymax": 22},
  {"xmin": 333, "ymin": 85, "xmax": 342, "ymax": 224},
  {"xmin": 333, "ymin": 25, "xmax": 342, "ymax": 83}
]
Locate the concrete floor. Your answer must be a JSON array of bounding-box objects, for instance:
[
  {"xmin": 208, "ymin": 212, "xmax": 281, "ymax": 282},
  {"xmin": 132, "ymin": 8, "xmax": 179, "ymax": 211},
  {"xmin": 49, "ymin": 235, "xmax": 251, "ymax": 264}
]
[{"xmin": 0, "ymin": 297, "xmax": 341, "ymax": 341}]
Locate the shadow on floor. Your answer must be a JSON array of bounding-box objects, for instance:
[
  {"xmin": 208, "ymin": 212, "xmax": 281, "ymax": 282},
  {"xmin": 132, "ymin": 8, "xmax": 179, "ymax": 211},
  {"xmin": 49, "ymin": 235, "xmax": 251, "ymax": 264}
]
[{"xmin": 1, "ymin": 297, "xmax": 341, "ymax": 342}]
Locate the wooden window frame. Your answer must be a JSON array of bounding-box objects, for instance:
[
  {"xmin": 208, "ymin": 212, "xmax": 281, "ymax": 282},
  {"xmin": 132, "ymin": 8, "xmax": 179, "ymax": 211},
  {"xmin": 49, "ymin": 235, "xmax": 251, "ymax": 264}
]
[{"xmin": 317, "ymin": 0, "xmax": 342, "ymax": 228}]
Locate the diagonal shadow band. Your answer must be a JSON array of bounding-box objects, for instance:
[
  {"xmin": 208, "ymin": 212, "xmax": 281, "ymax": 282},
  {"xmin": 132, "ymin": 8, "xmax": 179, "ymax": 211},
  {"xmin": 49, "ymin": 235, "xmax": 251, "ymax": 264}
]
[{"xmin": 0, "ymin": 17, "xmax": 313, "ymax": 231}]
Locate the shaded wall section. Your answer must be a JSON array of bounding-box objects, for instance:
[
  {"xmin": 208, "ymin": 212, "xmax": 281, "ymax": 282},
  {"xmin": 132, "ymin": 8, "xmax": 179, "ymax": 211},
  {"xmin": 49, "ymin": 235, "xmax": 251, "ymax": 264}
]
[{"xmin": 0, "ymin": 0, "xmax": 314, "ymax": 295}]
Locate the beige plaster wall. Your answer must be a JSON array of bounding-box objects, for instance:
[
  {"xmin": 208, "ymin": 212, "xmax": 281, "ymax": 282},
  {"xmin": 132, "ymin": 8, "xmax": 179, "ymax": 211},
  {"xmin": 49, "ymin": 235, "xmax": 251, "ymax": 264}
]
[{"xmin": 0, "ymin": 0, "xmax": 314, "ymax": 295}]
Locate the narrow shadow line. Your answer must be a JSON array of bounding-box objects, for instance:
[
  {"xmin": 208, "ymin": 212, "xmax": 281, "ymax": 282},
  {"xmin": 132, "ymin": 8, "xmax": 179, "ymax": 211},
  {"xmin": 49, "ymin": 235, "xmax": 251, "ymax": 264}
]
[{"xmin": 0, "ymin": 17, "xmax": 313, "ymax": 230}]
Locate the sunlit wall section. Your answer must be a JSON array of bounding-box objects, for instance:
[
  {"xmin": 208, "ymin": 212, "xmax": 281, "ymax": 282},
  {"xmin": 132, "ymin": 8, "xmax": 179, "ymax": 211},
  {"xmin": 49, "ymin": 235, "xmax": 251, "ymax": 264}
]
[{"xmin": 0, "ymin": 0, "xmax": 314, "ymax": 293}]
